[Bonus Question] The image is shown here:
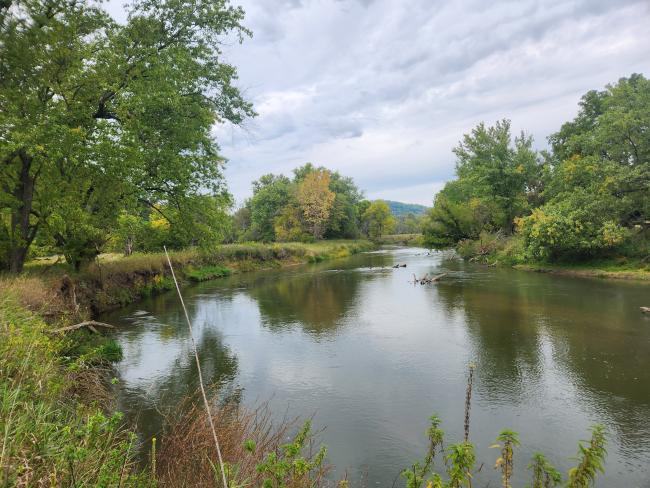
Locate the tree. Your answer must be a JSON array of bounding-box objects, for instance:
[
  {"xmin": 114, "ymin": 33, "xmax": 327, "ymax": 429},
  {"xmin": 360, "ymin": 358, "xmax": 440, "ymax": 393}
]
[
  {"xmin": 517, "ymin": 74, "xmax": 650, "ymax": 260},
  {"xmin": 325, "ymin": 171, "xmax": 364, "ymax": 239},
  {"xmin": 247, "ymin": 174, "xmax": 292, "ymax": 241},
  {"xmin": 296, "ymin": 169, "xmax": 335, "ymax": 239},
  {"xmin": 546, "ymin": 74, "xmax": 650, "ymax": 228},
  {"xmin": 454, "ymin": 119, "xmax": 539, "ymax": 233},
  {"xmin": 363, "ymin": 200, "xmax": 395, "ymax": 240},
  {"xmin": 274, "ymin": 204, "xmax": 305, "ymax": 242},
  {"xmin": 422, "ymin": 180, "xmax": 502, "ymax": 249},
  {"xmin": 0, "ymin": 0, "xmax": 254, "ymax": 272},
  {"xmin": 292, "ymin": 163, "xmax": 364, "ymax": 238}
]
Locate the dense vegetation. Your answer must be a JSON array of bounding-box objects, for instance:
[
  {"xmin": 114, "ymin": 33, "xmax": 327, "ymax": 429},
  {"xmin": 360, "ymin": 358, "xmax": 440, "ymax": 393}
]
[
  {"xmin": 0, "ymin": 0, "xmax": 255, "ymax": 273},
  {"xmin": 423, "ymin": 75, "xmax": 649, "ymax": 267},
  {"xmin": 233, "ymin": 163, "xmax": 396, "ymax": 242}
]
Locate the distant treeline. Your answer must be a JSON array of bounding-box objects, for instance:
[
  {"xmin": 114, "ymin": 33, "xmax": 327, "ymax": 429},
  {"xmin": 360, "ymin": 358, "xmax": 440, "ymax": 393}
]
[
  {"xmin": 423, "ymin": 74, "xmax": 649, "ymax": 264},
  {"xmin": 232, "ymin": 163, "xmax": 395, "ymax": 243}
]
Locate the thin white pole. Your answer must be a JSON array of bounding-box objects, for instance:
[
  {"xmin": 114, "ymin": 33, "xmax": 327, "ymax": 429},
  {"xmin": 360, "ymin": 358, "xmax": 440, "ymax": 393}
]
[{"xmin": 164, "ymin": 246, "xmax": 228, "ymax": 487}]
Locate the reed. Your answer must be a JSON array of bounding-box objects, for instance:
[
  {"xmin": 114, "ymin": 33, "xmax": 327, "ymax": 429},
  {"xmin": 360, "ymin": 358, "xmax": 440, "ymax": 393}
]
[{"xmin": 155, "ymin": 399, "xmax": 331, "ymax": 487}]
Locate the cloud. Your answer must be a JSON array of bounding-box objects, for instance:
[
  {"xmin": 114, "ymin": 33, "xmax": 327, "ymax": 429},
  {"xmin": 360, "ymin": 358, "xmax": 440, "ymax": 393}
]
[{"xmin": 103, "ymin": 0, "xmax": 650, "ymax": 206}]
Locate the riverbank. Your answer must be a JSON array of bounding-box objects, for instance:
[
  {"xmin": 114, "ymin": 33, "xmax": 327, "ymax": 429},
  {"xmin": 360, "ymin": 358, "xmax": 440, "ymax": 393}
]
[
  {"xmin": 5, "ymin": 240, "xmax": 375, "ymax": 319},
  {"xmin": 453, "ymin": 234, "xmax": 650, "ymax": 282},
  {"xmin": 0, "ymin": 296, "xmax": 149, "ymax": 486},
  {"xmin": 513, "ymin": 262, "xmax": 650, "ymax": 281},
  {"xmin": 378, "ymin": 233, "xmax": 424, "ymax": 246}
]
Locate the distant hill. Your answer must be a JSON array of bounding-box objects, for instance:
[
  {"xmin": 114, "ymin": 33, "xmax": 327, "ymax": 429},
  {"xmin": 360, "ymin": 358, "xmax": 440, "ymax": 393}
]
[{"xmin": 383, "ymin": 200, "xmax": 429, "ymax": 217}]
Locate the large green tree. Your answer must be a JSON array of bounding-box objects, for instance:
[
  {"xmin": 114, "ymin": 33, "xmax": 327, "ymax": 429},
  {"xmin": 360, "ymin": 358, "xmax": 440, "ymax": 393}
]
[
  {"xmin": 453, "ymin": 119, "xmax": 539, "ymax": 233},
  {"xmin": 0, "ymin": 0, "xmax": 254, "ymax": 272},
  {"xmin": 247, "ymin": 174, "xmax": 292, "ymax": 241}
]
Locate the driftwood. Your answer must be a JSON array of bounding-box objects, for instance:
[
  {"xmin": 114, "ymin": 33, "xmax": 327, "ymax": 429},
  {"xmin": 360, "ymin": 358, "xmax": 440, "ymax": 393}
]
[
  {"xmin": 641, "ymin": 307, "xmax": 650, "ymax": 314},
  {"xmin": 412, "ymin": 272, "xmax": 447, "ymax": 284},
  {"xmin": 51, "ymin": 320, "xmax": 116, "ymax": 334}
]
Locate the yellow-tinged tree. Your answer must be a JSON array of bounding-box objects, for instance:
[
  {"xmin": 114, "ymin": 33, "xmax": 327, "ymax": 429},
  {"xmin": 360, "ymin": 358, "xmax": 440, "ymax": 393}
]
[
  {"xmin": 296, "ymin": 170, "xmax": 336, "ymax": 239},
  {"xmin": 364, "ymin": 200, "xmax": 396, "ymax": 240}
]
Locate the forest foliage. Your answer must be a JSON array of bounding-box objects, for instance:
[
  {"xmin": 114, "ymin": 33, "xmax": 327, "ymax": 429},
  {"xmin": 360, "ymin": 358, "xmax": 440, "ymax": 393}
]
[
  {"xmin": 423, "ymin": 74, "xmax": 650, "ymax": 264},
  {"xmin": 0, "ymin": 0, "xmax": 254, "ymax": 272},
  {"xmin": 234, "ymin": 163, "xmax": 395, "ymax": 243}
]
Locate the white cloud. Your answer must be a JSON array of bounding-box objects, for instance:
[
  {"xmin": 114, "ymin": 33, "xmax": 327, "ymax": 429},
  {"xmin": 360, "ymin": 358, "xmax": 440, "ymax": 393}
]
[{"xmin": 103, "ymin": 0, "xmax": 650, "ymax": 206}]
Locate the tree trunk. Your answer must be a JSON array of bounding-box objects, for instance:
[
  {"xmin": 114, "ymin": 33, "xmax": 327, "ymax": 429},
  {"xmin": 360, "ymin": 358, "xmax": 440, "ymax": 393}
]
[
  {"xmin": 9, "ymin": 150, "xmax": 38, "ymax": 274},
  {"xmin": 124, "ymin": 236, "xmax": 134, "ymax": 256}
]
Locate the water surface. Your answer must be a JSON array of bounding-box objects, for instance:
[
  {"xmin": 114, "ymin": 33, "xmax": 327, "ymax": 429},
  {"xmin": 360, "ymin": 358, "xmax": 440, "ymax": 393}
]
[{"xmin": 102, "ymin": 248, "xmax": 650, "ymax": 486}]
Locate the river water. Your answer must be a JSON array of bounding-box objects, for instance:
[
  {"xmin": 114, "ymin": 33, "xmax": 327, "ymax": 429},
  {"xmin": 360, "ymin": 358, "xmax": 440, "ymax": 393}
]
[{"xmin": 101, "ymin": 248, "xmax": 650, "ymax": 487}]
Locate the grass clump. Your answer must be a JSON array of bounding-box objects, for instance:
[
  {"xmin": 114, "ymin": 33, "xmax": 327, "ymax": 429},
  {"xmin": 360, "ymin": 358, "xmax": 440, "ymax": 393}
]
[{"xmin": 185, "ymin": 265, "xmax": 232, "ymax": 282}]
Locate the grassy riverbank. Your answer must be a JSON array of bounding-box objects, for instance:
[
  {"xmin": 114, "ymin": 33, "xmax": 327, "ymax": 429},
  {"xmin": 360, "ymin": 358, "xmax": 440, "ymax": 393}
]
[
  {"xmin": 0, "ymin": 296, "xmax": 148, "ymax": 486},
  {"xmin": 378, "ymin": 234, "xmax": 424, "ymax": 246},
  {"xmin": 513, "ymin": 261, "xmax": 650, "ymax": 281},
  {"xmin": 6, "ymin": 240, "xmax": 374, "ymax": 318},
  {"xmin": 454, "ymin": 232, "xmax": 650, "ymax": 282}
]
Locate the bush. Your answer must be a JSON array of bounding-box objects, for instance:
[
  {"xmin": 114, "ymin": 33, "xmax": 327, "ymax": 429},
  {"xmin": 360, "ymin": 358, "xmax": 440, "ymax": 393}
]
[{"xmin": 516, "ymin": 190, "xmax": 630, "ymax": 261}]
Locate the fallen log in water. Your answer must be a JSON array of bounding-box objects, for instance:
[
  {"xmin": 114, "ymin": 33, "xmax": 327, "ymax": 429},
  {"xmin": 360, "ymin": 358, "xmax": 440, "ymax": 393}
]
[
  {"xmin": 51, "ymin": 320, "xmax": 116, "ymax": 334},
  {"xmin": 412, "ymin": 272, "xmax": 447, "ymax": 284},
  {"xmin": 641, "ymin": 307, "xmax": 650, "ymax": 314}
]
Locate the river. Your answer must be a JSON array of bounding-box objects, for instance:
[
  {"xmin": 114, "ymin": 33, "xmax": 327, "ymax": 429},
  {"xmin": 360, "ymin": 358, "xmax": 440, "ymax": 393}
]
[{"xmin": 101, "ymin": 247, "xmax": 650, "ymax": 487}]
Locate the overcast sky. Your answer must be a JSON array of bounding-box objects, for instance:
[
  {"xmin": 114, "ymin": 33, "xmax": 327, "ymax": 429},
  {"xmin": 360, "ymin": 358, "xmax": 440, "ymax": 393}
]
[{"xmin": 105, "ymin": 0, "xmax": 649, "ymax": 206}]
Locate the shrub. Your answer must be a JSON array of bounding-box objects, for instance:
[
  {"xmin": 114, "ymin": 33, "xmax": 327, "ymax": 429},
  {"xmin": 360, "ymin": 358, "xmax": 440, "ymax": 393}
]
[{"xmin": 516, "ymin": 191, "xmax": 630, "ymax": 261}]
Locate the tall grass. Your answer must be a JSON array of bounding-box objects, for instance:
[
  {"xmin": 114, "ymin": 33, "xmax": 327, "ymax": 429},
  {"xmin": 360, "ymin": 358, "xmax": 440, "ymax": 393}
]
[
  {"xmin": 0, "ymin": 297, "xmax": 146, "ymax": 487},
  {"xmin": 156, "ymin": 399, "xmax": 331, "ymax": 487}
]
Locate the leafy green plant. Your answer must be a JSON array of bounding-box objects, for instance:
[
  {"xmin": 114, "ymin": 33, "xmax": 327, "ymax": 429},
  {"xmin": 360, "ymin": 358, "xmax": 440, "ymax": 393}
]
[
  {"xmin": 528, "ymin": 453, "xmax": 562, "ymax": 488},
  {"xmin": 491, "ymin": 429, "xmax": 520, "ymax": 488},
  {"xmin": 255, "ymin": 420, "xmax": 328, "ymax": 488},
  {"xmin": 402, "ymin": 415, "xmax": 444, "ymax": 488},
  {"xmin": 566, "ymin": 425, "xmax": 607, "ymax": 488}
]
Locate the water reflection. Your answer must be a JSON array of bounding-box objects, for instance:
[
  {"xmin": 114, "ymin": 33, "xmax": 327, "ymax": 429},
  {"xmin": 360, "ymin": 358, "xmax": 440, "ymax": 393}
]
[
  {"xmin": 248, "ymin": 270, "xmax": 365, "ymax": 335},
  {"xmin": 106, "ymin": 305, "xmax": 239, "ymax": 447},
  {"xmin": 435, "ymin": 263, "xmax": 650, "ymax": 472},
  {"xmin": 103, "ymin": 249, "xmax": 650, "ymax": 486}
]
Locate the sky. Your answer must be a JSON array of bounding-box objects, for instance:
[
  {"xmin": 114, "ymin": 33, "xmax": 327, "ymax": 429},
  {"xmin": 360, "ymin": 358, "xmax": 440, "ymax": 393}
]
[{"xmin": 104, "ymin": 0, "xmax": 650, "ymax": 206}]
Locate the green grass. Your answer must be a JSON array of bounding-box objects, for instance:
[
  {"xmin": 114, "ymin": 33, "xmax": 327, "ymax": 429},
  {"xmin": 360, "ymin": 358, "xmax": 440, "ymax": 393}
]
[
  {"xmin": 380, "ymin": 234, "xmax": 424, "ymax": 246},
  {"xmin": 185, "ymin": 264, "xmax": 232, "ymax": 282},
  {"xmin": 0, "ymin": 297, "xmax": 147, "ymax": 487}
]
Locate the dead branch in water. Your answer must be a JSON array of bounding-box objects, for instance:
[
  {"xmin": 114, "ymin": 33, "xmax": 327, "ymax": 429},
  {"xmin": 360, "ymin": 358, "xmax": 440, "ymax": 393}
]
[
  {"xmin": 412, "ymin": 272, "xmax": 448, "ymax": 284},
  {"xmin": 50, "ymin": 320, "xmax": 115, "ymax": 334}
]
